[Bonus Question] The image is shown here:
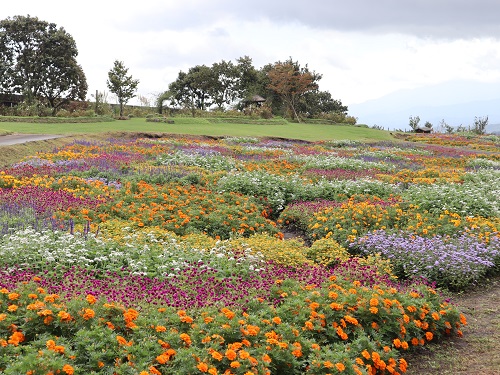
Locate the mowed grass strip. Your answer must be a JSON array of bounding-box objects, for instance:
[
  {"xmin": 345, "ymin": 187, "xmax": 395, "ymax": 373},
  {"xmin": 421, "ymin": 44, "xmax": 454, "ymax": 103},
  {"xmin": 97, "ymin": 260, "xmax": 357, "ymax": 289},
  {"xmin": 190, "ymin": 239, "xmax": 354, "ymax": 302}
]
[{"xmin": 0, "ymin": 116, "xmax": 395, "ymax": 142}]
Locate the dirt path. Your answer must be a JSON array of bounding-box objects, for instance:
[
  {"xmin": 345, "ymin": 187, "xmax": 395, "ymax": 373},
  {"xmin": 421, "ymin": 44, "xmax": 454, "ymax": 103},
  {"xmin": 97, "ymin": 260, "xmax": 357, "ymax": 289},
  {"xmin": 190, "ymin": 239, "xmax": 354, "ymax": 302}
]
[{"xmin": 406, "ymin": 276, "xmax": 500, "ymax": 375}]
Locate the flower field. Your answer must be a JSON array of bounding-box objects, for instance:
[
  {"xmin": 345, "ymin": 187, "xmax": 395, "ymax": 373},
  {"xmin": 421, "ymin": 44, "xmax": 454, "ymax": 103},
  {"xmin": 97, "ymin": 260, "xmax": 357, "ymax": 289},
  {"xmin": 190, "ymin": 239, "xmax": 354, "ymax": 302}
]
[{"xmin": 0, "ymin": 132, "xmax": 499, "ymax": 374}]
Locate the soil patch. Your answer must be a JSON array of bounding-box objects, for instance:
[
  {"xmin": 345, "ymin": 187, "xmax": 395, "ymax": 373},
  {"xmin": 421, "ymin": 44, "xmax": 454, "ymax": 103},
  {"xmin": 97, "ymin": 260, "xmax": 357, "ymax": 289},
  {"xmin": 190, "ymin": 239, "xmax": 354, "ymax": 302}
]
[{"xmin": 406, "ymin": 276, "xmax": 500, "ymax": 375}]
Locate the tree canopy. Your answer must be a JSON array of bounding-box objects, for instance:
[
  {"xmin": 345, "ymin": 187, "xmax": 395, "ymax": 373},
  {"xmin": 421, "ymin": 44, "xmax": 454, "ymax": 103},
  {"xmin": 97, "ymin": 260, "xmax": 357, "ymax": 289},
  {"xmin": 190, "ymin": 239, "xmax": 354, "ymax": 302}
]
[
  {"xmin": 0, "ymin": 15, "xmax": 87, "ymax": 114},
  {"xmin": 266, "ymin": 59, "xmax": 319, "ymax": 122},
  {"xmin": 106, "ymin": 60, "xmax": 139, "ymax": 117},
  {"xmin": 162, "ymin": 56, "xmax": 348, "ymax": 121}
]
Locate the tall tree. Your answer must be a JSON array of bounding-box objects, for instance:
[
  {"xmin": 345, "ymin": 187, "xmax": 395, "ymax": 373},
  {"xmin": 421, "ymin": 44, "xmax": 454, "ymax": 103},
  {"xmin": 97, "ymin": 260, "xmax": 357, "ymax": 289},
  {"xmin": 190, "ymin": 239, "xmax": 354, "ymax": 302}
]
[
  {"xmin": 168, "ymin": 65, "xmax": 213, "ymax": 116},
  {"xmin": 209, "ymin": 60, "xmax": 239, "ymax": 109},
  {"xmin": 37, "ymin": 31, "xmax": 88, "ymax": 114},
  {"xmin": 267, "ymin": 59, "xmax": 319, "ymax": 122},
  {"xmin": 106, "ymin": 60, "xmax": 139, "ymax": 117},
  {"xmin": 296, "ymin": 90, "xmax": 348, "ymax": 118},
  {"xmin": 0, "ymin": 15, "xmax": 87, "ymax": 111},
  {"xmin": 235, "ymin": 56, "xmax": 259, "ymax": 99}
]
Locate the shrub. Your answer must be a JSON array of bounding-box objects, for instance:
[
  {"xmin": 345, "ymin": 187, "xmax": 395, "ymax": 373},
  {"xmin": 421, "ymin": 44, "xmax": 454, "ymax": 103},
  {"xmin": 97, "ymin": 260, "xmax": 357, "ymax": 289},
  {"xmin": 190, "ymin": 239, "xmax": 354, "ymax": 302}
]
[
  {"xmin": 306, "ymin": 238, "xmax": 350, "ymax": 267},
  {"xmin": 229, "ymin": 233, "xmax": 310, "ymax": 267},
  {"xmin": 472, "ymin": 116, "xmax": 488, "ymax": 135}
]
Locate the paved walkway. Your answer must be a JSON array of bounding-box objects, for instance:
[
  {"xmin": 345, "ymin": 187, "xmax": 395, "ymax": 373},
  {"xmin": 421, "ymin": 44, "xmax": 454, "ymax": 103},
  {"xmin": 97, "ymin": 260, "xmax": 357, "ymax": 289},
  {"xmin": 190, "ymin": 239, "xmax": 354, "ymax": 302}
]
[{"xmin": 0, "ymin": 134, "xmax": 63, "ymax": 146}]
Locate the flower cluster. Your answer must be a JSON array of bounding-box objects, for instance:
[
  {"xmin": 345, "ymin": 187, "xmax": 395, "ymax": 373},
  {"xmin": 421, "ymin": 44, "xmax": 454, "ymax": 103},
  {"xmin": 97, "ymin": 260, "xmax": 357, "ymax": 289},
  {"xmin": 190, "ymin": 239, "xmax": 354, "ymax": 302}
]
[
  {"xmin": 1, "ymin": 132, "xmax": 499, "ymax": 374},
  {"xmin": 0, "ymin": 275, "xmax": 466, "ymax": 375}
]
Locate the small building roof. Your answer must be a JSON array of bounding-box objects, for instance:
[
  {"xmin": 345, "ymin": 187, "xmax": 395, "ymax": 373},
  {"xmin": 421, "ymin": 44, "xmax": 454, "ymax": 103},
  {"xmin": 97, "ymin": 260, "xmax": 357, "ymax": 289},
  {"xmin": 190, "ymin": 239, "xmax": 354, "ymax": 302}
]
[
  {"xmin": 244, "ymin": 95, "xmax": 266, "ymax": 103},
  {"xmin": 415, "ymin": 125, "xmax": 433, "ymax": 133}
]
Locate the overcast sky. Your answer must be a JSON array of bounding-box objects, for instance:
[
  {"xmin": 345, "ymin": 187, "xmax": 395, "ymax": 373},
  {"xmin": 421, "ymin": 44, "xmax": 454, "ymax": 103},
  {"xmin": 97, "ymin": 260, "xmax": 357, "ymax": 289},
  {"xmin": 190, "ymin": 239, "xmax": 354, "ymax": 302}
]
[{"xmin": 2, "ymin": 0, "xmax": 500, "ymax": 125}]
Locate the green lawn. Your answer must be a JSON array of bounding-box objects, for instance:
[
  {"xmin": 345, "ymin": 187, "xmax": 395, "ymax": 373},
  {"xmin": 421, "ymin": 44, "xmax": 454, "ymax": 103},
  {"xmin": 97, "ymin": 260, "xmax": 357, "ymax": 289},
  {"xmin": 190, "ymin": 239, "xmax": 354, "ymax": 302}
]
[{"xmin": 0, "ymin": 117, "xmax": 395, "ymax": 142}]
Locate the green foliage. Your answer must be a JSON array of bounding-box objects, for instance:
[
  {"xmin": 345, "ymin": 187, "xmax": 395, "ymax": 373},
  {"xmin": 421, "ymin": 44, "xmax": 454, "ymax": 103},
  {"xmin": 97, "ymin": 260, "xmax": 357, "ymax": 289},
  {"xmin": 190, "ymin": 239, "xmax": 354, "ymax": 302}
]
[
  {"xmin": 0, "ymin": 15, "xmax": 87, "ymax": 113},
  {"xmin": 408, "ymin": 115, "xmax": 420, "ymax": 130},
  {"xmin": 167, "ymin": 65, "xmax": 215, "ymax": 115},
  {"xmin": 106, "ymin": 60, "xmax": 139, "ymax": 117}
]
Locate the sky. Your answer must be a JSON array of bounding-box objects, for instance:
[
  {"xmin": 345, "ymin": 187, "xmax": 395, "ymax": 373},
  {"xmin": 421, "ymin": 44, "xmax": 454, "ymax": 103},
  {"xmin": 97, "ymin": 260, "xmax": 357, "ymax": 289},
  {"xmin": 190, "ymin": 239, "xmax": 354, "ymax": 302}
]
[{"xmin": 2, "ymin": 0, "xmax": 500, "ymax": 129}]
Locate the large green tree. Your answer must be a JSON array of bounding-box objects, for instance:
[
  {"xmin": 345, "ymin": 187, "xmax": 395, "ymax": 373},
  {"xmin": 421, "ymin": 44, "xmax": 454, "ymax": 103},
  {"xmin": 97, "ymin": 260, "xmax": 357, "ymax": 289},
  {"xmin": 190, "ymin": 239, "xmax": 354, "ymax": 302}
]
[
  {"xmin": 297, "ymin": 90, "xmax": 348, "ymax": 118},
  {"xmin": 209, "ymin": 60, "xmax": 240, "ymax": 110},
  {"xmin": 106, "ymin": 60, "xmax": 139, "ymax": 117},
  {"xmin": 167, "ymin": 65, "xmax": 214, "ymax": 116},
  {"xmin": 0, "ymin": 15, "xmax": 87, "ymax": 113}
]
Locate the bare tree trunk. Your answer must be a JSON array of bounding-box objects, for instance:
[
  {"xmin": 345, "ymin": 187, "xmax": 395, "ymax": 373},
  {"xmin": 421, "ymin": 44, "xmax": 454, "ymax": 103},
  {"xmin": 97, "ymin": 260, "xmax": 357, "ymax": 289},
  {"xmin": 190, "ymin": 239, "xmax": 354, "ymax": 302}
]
[{"xmin": 291, "ymin": 104, "xmax": 301, "ymax": 123}]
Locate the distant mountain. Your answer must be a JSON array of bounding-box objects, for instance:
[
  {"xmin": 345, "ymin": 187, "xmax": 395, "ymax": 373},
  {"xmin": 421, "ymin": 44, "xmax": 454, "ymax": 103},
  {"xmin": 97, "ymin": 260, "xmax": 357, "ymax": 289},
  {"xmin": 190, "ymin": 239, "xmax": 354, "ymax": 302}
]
[
  {"xmin": 349, "ymin": 80, "xmax": 500, "ymax": 132},
  {"xmin": 489, "ymin": 123, "xmax": 500, "ymax": 134}
]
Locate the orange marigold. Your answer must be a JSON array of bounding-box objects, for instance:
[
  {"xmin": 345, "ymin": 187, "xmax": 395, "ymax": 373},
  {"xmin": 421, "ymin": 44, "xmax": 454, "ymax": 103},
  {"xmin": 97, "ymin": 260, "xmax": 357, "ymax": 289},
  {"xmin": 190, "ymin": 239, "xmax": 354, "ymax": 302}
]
[
  {"xmin": 155, "ymin": 325, "xmax": 167, "ymax": 332},
  {"xmin": 62, "ymin": 364, "xmax": 74, "ymax": 375},
  {"xmin": 324, "ymin": 361, "xmax": 334, "ymax": 368},
  {"xmin": 196, "ymin": 362, "xmax": 209, "ymax": 372},
  {"xmin": 82, "ymin": 308, "xmax": 95, "ymax": 320},
  {"xmin": 272, "ymin": 316, "xmax": 282, "ymax": 324},
  {"xmin": 156, "ymin": 353, "xmax": 170, "ymax": 364},
  {"xmin": 7, "ymin": 331, "xmax": 24, "ymax": 346},
  {"xmin": 58, "ymin": 311, "xmax": 72, "ymax": 322},
  {"xmin": 262, "ymin": 354, "xmax": 272, "ymax": 363},
  {"xmin": 239, "ymin": 350, "xmax": 250, "ymax": 360},
  {"xmin": 246, "ymin": 325, "xmax": 260, "ymax": 336},
  {"xmin": 8, "ymin": 293, "xmax": 19, "ymax": 300},
  {"xmin": 221, "ymin": 308, "xmax": 235, "ymax": 320},
  {"xmin": 460, "ymin": 314, "xmax": 467, "ymax": 325},
  {"xmin": 180, "ymin": 333, "xmax": 192, "ymax": 346},
  {"xmin": 86, "ymin": 294, "xmax": 97, "ymax": 305},
  {"xmin": 225, "ymin": 349, "xmax": 237, "ymax": 361},
  {"xmin": 211, "ymin": 351, "xmax": 223, "ymax": 361},
  {"xmin": 180, "ymin": 315, "xmax": 194, "ymax": 324}
]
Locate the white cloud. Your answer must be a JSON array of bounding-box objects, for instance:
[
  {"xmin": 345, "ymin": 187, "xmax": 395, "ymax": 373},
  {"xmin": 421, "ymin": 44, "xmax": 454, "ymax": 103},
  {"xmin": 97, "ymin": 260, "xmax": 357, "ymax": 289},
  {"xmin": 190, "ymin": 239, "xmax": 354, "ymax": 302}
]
[{"xmin": 2, "ymin": 0, "xmax": 500, "ymax": 119}]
